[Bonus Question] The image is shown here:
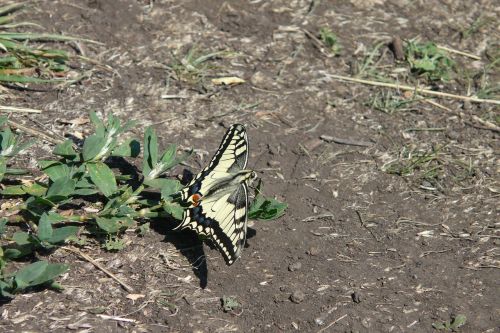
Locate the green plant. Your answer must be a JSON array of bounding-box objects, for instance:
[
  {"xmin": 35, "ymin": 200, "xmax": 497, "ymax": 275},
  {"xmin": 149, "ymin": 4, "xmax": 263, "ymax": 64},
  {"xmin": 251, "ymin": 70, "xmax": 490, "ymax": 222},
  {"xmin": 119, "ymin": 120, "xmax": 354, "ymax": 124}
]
[
  {"xmin": 0, "ymin": 3, "xmax": 102, "ymax": 86},
  {"xmin": 0, "ymin": 112, "xmax": 286, "ymax": 299},
  {"xmin": 318, "ymin": 27, "xmax": 341, "ymax": 55},
  {"xmin": 405, "ymin": 40, "xmax": 455, "ymax": 81},
  {"xmin": 167, "ymin": 46, "xmax": 233, "ymax": 84},
  {"xmin": 432, "ymin": 314, "xmax": 466, "ymax": 331},
  {"xmin": 368, "ymin": 90, "xmax": 419, "ymax": 114}
]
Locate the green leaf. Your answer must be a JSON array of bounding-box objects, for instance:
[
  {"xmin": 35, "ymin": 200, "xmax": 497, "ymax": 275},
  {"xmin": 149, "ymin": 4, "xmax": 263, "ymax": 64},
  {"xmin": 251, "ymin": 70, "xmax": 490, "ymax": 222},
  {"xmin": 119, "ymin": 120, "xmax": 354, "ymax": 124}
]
[
  {"xmin": 45, "ymin": 177, "xmax": 76, "ymax": 200},
  {"xmin": 73, "ymin": 188, "xmax": 99, "ymax": 196},
  {"xmin": 87, "ymin": 162, "xmax": 117, "ymax": 197},
  {"xmin": 159, "ymin": 179, "xmax": 182, "ymax": 200},
  {"xmin": 163, "ymin": 202, "xmax": 184, "ymax": 220},
  {"xmin": 137, "ymin": 222, "xmax": 150, "ymax": 236},
  {"xmin": 96, "ymin": 217, "xmax": 120, "ymax": 234},
  {"xmin": 221, "ymin": 296, "xmax": 240, "ymax": 312},
  {"xmin": 22, "ymin": 182, "xmax": 47, "ymax": 197},
  {"xmin": 49, "ymin": 226, "xmax": 79, "ymax": 244},
  {"xmin": 5, "ymin": 167, "xmax": 27, "ymax": 175},
  {"xmin": 160, "ymin": 144, "xmax": 177, "ymax": 166},
  {"xmin": 0, "ymin": 279, "xmax": 14, "ymax": 299},
  {"xmin": 31, "ymin": 263, "xmax": 68, "ymax": 286},
  {"xmin": 248, "ymin": 196, "xmax": 287, "ymax": 220},
  {"xmin": 112, "ymin": 138, "xmax": 140, "ymax": 157},
  {"xmin": 12, "ymin": 232, "xmax": 31, "ymax": 245},
  {"xmin": 143, "ymin": 127, "xmax": 158, "ymax": 176},
  {"xmin": 4, "ymin": 245, "xmax": 33, "ymax": 260},
  {"xmin": 450, "ymin": 314, "xmax": 466, "ymax": 330},
  {"xmin": 89, "ymin": 111, "xmax": 105, "ymax": 137},
  {"xmin": 0, "ymin": 157, "xmax": 6, "ymax": 182},
  {"xmin": 104, "ymin": 238, "xmax": 125, "ymax": 251},
  {"xmin": 0, "ymin": 217, "xmax": 7, "ymax": 235},
  {"xmin": 37, "ymin": 214, "xmax": 54, "ymax": 241},
  {"xmin": 82, "ymin": 134, "xmax": 106, "ymax": 161},
  {"xmin": 53, "ymin": 140, "xmax": 78, "ymax": 159},
  {"xmin": 40, "ymin": 161, "xmax": 71, "ymax": 181},
  {"xmin": 14, "ymin": 261, "xmax": 48, "ymax": 290}
]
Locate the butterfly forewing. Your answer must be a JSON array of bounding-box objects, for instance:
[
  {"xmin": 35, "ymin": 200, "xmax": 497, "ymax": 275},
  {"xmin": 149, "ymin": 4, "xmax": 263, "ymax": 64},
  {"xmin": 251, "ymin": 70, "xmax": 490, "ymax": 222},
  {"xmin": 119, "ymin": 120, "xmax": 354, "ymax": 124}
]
[{"xmin": 177, "ymin": 124, "xmax": 251, "ymax": 265}]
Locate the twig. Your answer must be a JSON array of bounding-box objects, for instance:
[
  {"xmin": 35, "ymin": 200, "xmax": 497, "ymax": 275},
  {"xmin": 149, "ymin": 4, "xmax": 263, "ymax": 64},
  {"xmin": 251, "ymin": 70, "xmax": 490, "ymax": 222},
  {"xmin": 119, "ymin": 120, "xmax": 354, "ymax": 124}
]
[
  {"xmin": 320, "ymin": 135, "xmax": 372, "ymax": 147},
  {"xmin": 303, "ymin": 29, "xmax": 331, "ymax": 57},
  {"xmin": 419, "ymin": 248, "xmax": 452, "ymax": 257},
  {"xmin": 7, "ymin": 120, "xmax": 63, "ymax": 145},
  {"xmin": 355, "ymin": 210, "xmax": 380, "ymax": 242},
  {"xmin": 96, "ymin": 314, "xmax": 137, "ymax": 323},
  {"xmin": 317, "ymin": 314, "xmax": 348, "ymax": 333},
  {"xmin": 324, "ymin": 74, "xmax": 500, "ymax": 105},
  {"xmin": 62, "ymin": 246, "xmax": 134, "ymax": 292},
  {"xmin": 471, "ymin": 115, "xmax": 500, "ymax": 133},
  {"xmin": 0, "ymin": 105, "xmax": 43, "ymax": 113},
  {"xmin": 423, "ymin": 99, "xmax": 454, "ymax": 112},
  {"xmin": 437, "ymin": 45, "xmax": 481, "ymax": 60},
  {"xmin": 302, "ymin": 214, "xmax": 335, "ymax": 222}
]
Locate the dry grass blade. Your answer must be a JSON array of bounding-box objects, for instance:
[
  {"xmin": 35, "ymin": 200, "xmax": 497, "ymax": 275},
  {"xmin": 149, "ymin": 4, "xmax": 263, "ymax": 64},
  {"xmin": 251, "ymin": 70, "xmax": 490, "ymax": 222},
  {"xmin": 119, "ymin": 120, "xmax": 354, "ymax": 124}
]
[
  {"xmin": 325, "ymin": 74, "xmax": 500, "ymax": 105},
  {"xmin": 62, "ymin": 246, "xmax": 134, "ymax": 292},
  {"xmin": 0, "ymin": 105, "xmax": 42, "ymax": 113},
  {"xmin": 7, "ymin": 119, "xmax": 63, "ymax": 144}
]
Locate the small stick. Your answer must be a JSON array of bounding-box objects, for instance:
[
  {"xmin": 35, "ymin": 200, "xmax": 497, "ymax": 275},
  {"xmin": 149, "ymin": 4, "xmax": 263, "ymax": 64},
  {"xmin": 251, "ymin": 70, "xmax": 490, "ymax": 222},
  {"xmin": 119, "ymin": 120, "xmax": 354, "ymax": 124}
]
[
  {"xmin": 355, "ymin": 210, "xmax": 380, "ymax": 242},
  {"xmin": 96, "ymin": 314, "xmax": 137, "ymax": 323},
  {"xmin": 437, "ymin": 45, "xmax": 481, "ymax": 60},
  {"xmin": 317, "ymin": 314, "xmax": 348, "ymax": 333},
  {"xmin": 423, "ymin": 99, "xmax": 454, "ymax": 113},
  {"xmin": 471, "ymin": 115, "xmax": 500, "ymax": 133},
  {"xmin": 0, "ymin": 105, "xmax": 43, "ymax": 113},
  {"xmin": 320, "ymin": 135, "xmax": 372, "ymax": 147},
  {"xmin": 325, "ymin": 74, "xmax": 500, "ymax": 105},
  {"xmin": 7, "ymin": 120, "xmax": 63, "ymax": 145},
  {"xmin": 62, "ymin": 246, "xmax": 134, "ymax": 292}
]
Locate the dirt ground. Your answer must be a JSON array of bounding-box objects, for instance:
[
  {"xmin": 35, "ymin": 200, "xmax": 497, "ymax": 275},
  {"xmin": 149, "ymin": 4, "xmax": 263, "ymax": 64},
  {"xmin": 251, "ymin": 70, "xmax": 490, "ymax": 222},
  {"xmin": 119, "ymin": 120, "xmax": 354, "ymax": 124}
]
[{"xmin": 1, "ymin": 0, "xmax": 499, "ymax": 332}]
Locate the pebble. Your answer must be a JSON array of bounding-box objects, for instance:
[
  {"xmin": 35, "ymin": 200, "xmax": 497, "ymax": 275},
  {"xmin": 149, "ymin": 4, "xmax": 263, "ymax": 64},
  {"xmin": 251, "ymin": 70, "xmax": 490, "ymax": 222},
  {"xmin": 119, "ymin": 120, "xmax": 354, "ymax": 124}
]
[
  {"xmin": 288, "ymin": 262, "xmax": 302, "ymax": 272},
  {"xmin": 352, "ymin": 291, "xmax": 362, "ymax": 303},
  {"xmin": 267, "ymin": 160, "xmax": 280, "ymax": 167},
  {"xmin": 307, "ymin": 246, "xmax": 320, "ymax": 256},
  {"xmin": 446, "ymin": 130, "xmax": 460, "ymax": 140},
  {"xmin": 290, "ymin": 290, "xmax": 306, "ymax": 304},
  {"xmin": 249, "ymin": 287, "xmax": 259, "ymax": 293}
]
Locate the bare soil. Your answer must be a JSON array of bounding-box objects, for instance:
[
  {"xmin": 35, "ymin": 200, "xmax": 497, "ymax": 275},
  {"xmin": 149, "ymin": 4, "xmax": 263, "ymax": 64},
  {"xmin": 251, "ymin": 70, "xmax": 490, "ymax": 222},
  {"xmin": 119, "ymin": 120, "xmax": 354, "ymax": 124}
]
[{"xmin": 1, "ymin": 0, "xmax": 499, "ymax": 332}]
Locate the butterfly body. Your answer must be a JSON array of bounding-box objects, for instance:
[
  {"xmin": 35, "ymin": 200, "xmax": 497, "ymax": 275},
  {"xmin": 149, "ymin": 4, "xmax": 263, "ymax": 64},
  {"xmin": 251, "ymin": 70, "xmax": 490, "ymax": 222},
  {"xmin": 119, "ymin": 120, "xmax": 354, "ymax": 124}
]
[{"xmin": 175, "ymin": 124, "xmax": 253, "ymax": 265}]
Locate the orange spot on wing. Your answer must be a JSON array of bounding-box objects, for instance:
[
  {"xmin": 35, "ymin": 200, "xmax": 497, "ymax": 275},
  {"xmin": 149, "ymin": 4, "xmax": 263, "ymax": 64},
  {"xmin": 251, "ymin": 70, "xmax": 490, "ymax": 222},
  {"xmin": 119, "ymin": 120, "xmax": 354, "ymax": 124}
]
[{"xmin": 191, "ymin": 193, "xmax": 202, "ymax": 207}]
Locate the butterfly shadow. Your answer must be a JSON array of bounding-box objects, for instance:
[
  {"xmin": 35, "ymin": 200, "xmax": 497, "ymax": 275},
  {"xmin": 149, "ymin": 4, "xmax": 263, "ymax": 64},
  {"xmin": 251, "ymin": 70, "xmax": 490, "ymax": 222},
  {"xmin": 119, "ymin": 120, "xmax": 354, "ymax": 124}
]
[{"xmin": 150, "ymin": 217, "xmax": 209, "ymax": 289}]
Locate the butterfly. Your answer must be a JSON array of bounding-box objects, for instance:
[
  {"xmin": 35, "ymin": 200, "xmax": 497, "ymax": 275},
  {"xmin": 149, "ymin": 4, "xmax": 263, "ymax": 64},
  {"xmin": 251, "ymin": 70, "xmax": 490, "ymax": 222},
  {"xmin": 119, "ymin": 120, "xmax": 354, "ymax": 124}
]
[{"xmin": 175, "ymin": 124, "xmax": 254, "ymax": 265}]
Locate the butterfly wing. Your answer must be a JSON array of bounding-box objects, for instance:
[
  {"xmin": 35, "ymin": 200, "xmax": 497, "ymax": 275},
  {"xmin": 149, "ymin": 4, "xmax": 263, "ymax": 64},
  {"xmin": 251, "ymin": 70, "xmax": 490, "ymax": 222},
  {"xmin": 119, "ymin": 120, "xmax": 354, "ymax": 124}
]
[
  {"xmin": 182, "ymin": 182, "xmax": 248, "ymax": 264},
  {"xmin": 177, "ymin": 124, "xmax": 251, "ymax": 265}
]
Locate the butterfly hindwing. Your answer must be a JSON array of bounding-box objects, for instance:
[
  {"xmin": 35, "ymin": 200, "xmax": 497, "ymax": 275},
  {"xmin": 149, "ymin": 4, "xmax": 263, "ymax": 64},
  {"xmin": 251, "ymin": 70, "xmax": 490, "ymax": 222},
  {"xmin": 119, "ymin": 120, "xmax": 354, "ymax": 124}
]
[{"xmin": 177, "ymin": 124, "xmax": 251, "ymax": 265}]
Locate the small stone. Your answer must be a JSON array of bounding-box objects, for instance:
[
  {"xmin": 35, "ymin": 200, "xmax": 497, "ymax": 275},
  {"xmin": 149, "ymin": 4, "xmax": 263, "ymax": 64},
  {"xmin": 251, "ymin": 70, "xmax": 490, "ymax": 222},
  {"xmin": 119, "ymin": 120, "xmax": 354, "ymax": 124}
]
[
  {"xmin": 352, "ymin": 291, "xmax": 362, "ymax": 303},
  {"xmin": 267, "ymin": 160, "xmax": 280, "ymax": 167},
  {"xmin": 290, "ymin": 290, "xmax": 306, "ymax": 304},
  {"xmin": 249, "ymin": 287, "xmax": 258, "ymax": 293},
  {"xmin": 251, "ymin": 71, "xmax": 273, "ymax": 88},
  {"xmin": 307, "ymin": 247, "xmax": 320, "ymax": 256},
  {"xmin": 462, "ymin": 101, "xmax": 472, "ymax": 111},
  {"xmin": 288, "ymin": 262, "xmax": 302, "ymax": 272},
  {"xmin": 446, "ymin": 130, "xmax": 460, "ymax": 140}
]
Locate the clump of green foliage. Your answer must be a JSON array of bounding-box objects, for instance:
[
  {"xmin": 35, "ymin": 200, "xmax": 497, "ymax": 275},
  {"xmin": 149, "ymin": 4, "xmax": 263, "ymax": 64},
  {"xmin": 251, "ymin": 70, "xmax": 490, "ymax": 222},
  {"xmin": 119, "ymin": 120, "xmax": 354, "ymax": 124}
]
[
  {"xmin": 432, "ymin": 314, "xmax": 466, "ymax": 331},
  {"xmin": 0, "ymin": 3, "xmax": 101, "ymax": 86},
  {"xmin": 0, "ymin": 113, "xmax": 286, "ymax": 299},
  {"xmin": 405, "ymin": 40, "xmax": 455, "ymax": 81},
  {"xmin": 318, "ymin": 27, "xmax": 341, "ymax": 55},
  {"xmin": 381, "ymin": 145, "xmax": 476, "ymax": 191}
]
